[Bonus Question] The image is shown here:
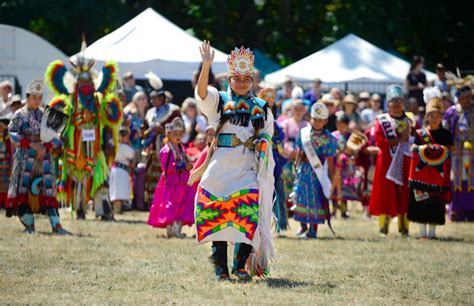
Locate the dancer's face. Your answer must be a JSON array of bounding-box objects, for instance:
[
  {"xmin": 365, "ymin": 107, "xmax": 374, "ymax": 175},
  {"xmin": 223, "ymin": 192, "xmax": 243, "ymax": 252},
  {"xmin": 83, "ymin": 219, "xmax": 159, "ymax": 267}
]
[
  {"xmin": 311, "ymin": 118, "xmax": 327, "ymax": 131},
  {"xmin": 426, "ymin": 111, "xmax": 442, "ymax": 128},
  {"xmin": 27, "ymin": 94, "xmax": 42, "ymax": 109},
  {"xmin": 168, "ymin": 130, "xmax": 183, "ymax": 144},
  {"xmin": 230, "ymin": 76, "xmax": 252, "ymax": 96},
  {"xmin": 388, "ymin": 98, "xmax": 404, "ymax": 117}
]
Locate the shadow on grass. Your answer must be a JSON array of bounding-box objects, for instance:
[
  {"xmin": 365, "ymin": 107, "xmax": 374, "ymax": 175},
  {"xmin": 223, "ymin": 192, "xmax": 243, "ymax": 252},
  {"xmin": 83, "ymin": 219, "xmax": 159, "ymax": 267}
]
[
  {"xmin": 264, "ymin": 278, "xmax": 313, "ymax": 288},
  {"xmin": 431, "ymin": 236, "xmax": 470, "ymax": 243},
  {"xmin": 111, "ymin": 219, "xmax": 147, "ymax": 225},
  {"xmin": 276, "ymin": 235, "xmax": 381, "ymax": 243},
  {"xmin": 154, "ymin": 233, "xmax": 196, "ymax": 240},
  {"xmin": 36, "ymin": 231, "xmax": 94, "ymax": 238}
]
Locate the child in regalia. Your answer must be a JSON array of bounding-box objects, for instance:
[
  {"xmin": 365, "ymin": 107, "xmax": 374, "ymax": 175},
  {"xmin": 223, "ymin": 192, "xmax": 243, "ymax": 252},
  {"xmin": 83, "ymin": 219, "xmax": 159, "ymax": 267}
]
[
  {"xmin": 148, "ymin": 117, "xmax": 196, "ymax": 238},
  {"xmin": 331, "ymin": 113, "xmax": 352, "ymax": 218},
  {"xmin": 408, "ymin": 97, "xmax": 452, "ymax": 239},
  {"xmin": 291, "ymin": 102, "xmax": 337, "ymax": 239},
  {"xmin": 108, "ymin": 127, "xmax": 135, "ymax": 219},
  {"xmin": 6, "ymin": 79, "xmax": 70, "ymax": 235},
  {"xmin": 332, "ymin": 132, "xmax": 368, "ymax": 218}
]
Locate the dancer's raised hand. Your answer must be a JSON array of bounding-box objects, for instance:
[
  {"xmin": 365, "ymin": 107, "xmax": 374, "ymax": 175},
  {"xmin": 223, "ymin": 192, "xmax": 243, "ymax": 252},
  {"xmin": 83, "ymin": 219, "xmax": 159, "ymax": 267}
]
[{"xmin": 199, "ymin": 40, "xmax": 215, "ymax": 66}]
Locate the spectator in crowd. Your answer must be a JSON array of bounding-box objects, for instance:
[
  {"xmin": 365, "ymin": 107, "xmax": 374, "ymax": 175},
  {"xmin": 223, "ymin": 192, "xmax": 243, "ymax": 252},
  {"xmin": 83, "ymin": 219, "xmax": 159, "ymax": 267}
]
[
  {"xmin": 189, "ymin": 126, "xmax": 216, "ymax": 185},
  {"xmin": 181, "ymin": 97, "xmax": 207, "ymax": 146},
  {"xmin": 432, "ymin": 63, "xmax": 451, "ymax": 93},
  {"xmin": 276, "ymin": 77, "xmax": 294, "ymax": 115},
  {"xmin": 185, "ymin": 132, "xmax": 207, "ymax": 163},
  {"xmin": 192, "ymin": 62, "xmax": 218, "ymax": 89},
  {"xmin": 252, "ymin": 69, "xmax": 263, "ymax": 95},
  {"xmin": 407, "ymin": 97, "xmax": 423, "ymax": 128},
  {"xmin": 358, "ymin": 91, "xmax": 370, "ymax": 112},
  {"xmin": 304, "ymin": 78, "xmax": 322, "ymax": 106},
  {"xmin": 405, "ymin": 55, "xmax": 427, "ymax": 107},
  {"xmin": 441, "ymin": 91, "xmax": 453, "ymax": 111},
  {"xmin": 7, "ymin": 94, "xmax": 22, "ymax": 115},
  {"xmin": 0, "ymin": 80, "xmax": 13, "ymax": 117},
  {"xmin": 123, "ymin": 72, "xmax": 144, "ymax": 104},
  {"xmin": 337, "ymin": 94, "xmax": 361, "ymax": 129},
  {"xmin": 321, "ymin": 93, "xmax": 339, "ymax": 132},
  {"xmin": 360, "ymin": 93, "xmax": 383, "ymax": 128},
  {"xmin": 281, "ymin": 86, "xmax": 309, "ymax": 111},
  {"xmin": 124, "ymin": 91, "xmax": 149, "ymax": 160},
  {"xmin": 330, "ymin": 87, "xmax": 343, "ymax": 101}
]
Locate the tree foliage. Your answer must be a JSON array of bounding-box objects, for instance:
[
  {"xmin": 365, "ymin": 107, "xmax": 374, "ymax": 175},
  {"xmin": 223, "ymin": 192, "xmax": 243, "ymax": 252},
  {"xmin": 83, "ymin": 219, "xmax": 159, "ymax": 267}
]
[{"xmin": 1, "ymin": 0, "xmax": 472, "ymax": 72}]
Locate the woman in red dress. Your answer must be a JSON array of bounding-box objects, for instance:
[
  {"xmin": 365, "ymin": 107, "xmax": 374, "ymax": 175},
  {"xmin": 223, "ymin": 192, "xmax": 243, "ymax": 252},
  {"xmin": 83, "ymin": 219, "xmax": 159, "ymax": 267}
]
[{"xmin": 369, "ymin": 85, "xmax": 413, "ymax": 236}]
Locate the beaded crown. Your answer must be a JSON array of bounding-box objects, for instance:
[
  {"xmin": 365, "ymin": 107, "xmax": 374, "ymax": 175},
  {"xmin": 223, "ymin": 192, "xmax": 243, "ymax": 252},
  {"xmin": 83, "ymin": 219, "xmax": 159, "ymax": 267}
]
[{"xmin": 227, "ymin": 46, "xmax": 255, "ymax": 77}]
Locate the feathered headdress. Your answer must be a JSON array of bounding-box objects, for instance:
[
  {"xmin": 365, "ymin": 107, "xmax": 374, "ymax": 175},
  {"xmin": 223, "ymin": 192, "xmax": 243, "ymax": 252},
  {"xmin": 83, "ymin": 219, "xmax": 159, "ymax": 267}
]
[
  {"xmin": 227, "ymin": 46, "xmax": 254, "ymax": 77},
  {"xmin": 165, "ymin": 117, "xmax": 185, "ymax": 133},
  {"xmin": 346, "ymin": 131, "xmax": 368, "ymax": 152},
  {"xmin": 145, "ymin": 71, "xmax": 163, "ymax": 90},
  {"xmin": 423, "ymin": 86, "xmax": 441, "ymax": 104},
  {"xmin": 40, "ymin": 106, "xmax": 69, "ymax": 143}
]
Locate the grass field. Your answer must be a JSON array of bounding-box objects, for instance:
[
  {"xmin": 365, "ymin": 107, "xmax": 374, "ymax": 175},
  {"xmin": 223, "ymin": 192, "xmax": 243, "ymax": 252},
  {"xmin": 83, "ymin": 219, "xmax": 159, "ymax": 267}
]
[{"xmin": 1, "ymin": 207, "xmax": 473, "ymax": 304}]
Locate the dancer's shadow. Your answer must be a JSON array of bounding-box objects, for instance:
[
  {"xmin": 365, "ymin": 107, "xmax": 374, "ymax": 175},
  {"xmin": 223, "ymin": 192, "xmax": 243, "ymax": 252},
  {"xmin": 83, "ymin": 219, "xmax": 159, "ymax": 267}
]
[
  {"xmin": 264, "ymin": 278, "xmax": 313, "ymax": 288},
  {"xmin": 276, "ymin": 235, "xmax": 380, "ymax": 243},
  {"xmin": 35, "ymin": 231, "xmax": 93, "ymax": 238},
  {"xmin": 430, "ymin": 236, "xmax": 471, "ymax": 243},
  {"xmin": 112, "ymin": 219, "xmax": 147, "ymax": 225}
]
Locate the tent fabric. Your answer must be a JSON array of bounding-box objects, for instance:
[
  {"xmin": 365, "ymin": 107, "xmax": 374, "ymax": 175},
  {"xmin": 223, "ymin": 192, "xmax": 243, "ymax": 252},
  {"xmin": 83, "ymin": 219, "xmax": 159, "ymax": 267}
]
[
  {"xmin": 253, "ymin": 49, "xmax": 280, "ymax": 77},
  {"xmin": 83, "ymin": 8, "xmax": 228, "ymax": 80},
  {"xmin": 265, "ymin": 34, "xmax": 436, "ymax": 84},
  {"xmin": 0, "ymin": 24, "xmax": 68, "ymax": 96}
]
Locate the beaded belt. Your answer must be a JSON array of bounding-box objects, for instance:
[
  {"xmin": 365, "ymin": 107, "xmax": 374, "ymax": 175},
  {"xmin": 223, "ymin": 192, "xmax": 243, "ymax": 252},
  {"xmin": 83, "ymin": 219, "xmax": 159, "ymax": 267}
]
[
  {"xmin": 113, "ymin": 162, "xmax": 130, "ymax": 173},
  {"xmin": 217, "ymin": 133, "xmax": 256, "ymax": 150}
]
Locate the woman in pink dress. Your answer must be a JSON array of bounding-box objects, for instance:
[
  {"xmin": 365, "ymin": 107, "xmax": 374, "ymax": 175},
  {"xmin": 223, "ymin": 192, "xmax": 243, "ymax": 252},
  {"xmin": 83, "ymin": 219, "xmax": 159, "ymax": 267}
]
[{"xmin": 147, "ymin": 117, "xmax": 196, "ymax": 238}]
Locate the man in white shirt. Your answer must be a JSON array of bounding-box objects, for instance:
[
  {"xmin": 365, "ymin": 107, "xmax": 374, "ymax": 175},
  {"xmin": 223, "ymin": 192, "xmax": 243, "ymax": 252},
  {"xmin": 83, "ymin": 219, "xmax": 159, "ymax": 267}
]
[{"xmin": 0, "ymin": 81, "xmax": 13, "ymax": 116}]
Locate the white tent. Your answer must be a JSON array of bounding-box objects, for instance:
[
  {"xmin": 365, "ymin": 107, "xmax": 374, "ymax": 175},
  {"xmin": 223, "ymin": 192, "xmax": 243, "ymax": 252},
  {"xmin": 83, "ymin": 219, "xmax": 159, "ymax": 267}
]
[
  {"xmin": 0, "ymin": 24, "xmax": 68, "ymax": 96},
  {"xmin": 83, "ymin": 8, "xmax": 228, "ymax": 80},
  {"xmin": 265, "ymin": 34, "xmax": 436, "ymax": 86}
]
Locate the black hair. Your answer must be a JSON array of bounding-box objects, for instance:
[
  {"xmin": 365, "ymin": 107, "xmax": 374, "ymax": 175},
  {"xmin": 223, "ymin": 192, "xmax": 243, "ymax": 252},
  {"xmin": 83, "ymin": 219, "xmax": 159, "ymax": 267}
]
[
  {"xmin": 410, "ymin": 55, "xmax": 425, "ymax": 72},
  {"xmin": 336, "ymin": 113, "xmax": 350, "ymax": 125},
  {"xmin": 196, "ymin": 62, "xmax": 216, "ymax": 86},
  {"xmin": 119, "ymin": 127, "xmax": 130, "ymax": 138},
  {"xmin": 460, "ymin": 85, "xmax": 472, "ymax": 93}
]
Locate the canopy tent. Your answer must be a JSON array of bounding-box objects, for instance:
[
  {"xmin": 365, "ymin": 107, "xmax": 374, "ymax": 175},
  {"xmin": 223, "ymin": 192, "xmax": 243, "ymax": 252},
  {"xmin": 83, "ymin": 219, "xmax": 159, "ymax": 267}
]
[
  {"xmin": 265, "ymin": 34, "xmax": 436, "ymax": 88},
  {"xmin": 253, "ymin": 49, "xmax": 280, "ymax": 77},
  {"xmin": 83, "ymin": 8, "xmax": 228, "ymax": 80},
  {"xmin": 0, "ymin": 24, "xmax": 68, "ymax": 96}
]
